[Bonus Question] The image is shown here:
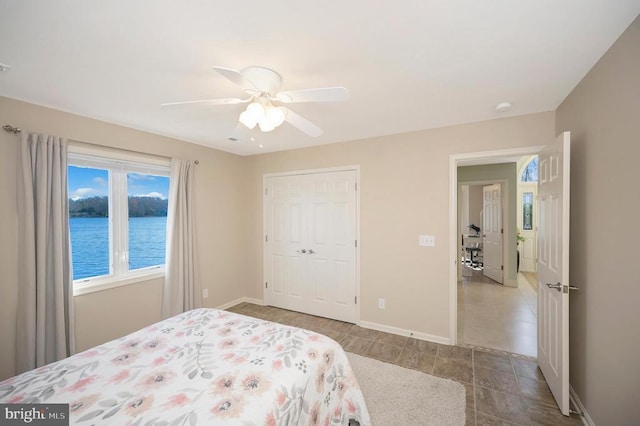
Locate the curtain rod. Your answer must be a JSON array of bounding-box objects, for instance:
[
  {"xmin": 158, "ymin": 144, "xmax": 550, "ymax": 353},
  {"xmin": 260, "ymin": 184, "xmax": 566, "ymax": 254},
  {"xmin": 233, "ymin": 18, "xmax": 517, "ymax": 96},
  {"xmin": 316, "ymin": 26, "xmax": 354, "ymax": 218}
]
[
  {"xmin": 3, "ymin": 124, "xmax": 22, "ymax": 134},
  {"xmin": 3, "ymin": 124, "xmax": 199, "ymax": 164}
]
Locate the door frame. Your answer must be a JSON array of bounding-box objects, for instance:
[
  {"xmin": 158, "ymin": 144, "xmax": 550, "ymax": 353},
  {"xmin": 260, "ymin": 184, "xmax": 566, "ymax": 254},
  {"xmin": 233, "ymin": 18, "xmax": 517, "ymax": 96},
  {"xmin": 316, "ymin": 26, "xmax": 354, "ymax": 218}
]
[
  {"xmin": 449, "ymin": 147, "xmax": 544, "ymax": 345},
  {"xmin": 263, "ymin": 165, "xmax": 361, "ymax": 324}
]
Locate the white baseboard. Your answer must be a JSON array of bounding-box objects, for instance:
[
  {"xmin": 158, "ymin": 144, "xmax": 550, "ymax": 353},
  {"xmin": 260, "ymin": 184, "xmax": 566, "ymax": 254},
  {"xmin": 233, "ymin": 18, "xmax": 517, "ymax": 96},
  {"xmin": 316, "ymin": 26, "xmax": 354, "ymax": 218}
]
[
  {"xmin": 570, "ymin": 385, "xmax": 594, "ymax": 426},
  {"xmin": 215, "ymin": 300, "xmax": 451, "ymax": 346},
  {"xmin": 358, "ymin": 320, "xmax": 450, "ymax": 345},
  {"xmin": 216, "ymin": 297, "xmax": 264, "ymax": 310},
  {"xmin": 504, "ymin": 278, "xmax": 518, "ymax": 288}
]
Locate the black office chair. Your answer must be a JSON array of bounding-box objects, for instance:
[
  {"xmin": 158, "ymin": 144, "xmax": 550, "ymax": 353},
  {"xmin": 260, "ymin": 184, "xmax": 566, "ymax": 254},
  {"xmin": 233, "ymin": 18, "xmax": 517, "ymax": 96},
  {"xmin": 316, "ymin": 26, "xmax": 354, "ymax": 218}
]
[{"xmin": 465, "ymin": 243, "xmax": 481, "ymax": 267}]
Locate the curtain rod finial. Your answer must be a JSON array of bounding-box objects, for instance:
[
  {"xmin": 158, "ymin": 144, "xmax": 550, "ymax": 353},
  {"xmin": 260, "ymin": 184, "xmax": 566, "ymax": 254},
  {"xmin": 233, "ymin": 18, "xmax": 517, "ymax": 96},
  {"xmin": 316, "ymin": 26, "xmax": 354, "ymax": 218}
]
[{"xmin": 3, "ymin": 125, "xmax": 22, "ymax": 134}]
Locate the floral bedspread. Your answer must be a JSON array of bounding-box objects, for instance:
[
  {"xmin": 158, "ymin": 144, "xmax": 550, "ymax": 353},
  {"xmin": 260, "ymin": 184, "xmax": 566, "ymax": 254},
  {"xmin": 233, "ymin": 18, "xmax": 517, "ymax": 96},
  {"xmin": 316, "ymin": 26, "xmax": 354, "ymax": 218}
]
[{"xmin": 0, "ymin": 308, "xmax": 370, "ymax": 425}]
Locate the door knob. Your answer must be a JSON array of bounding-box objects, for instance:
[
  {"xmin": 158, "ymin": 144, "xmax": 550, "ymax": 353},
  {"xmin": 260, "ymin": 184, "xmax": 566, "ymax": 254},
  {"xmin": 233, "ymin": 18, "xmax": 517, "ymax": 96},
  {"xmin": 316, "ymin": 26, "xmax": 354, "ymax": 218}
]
[
  {"xmin": 546, "ymin": 283, "xmax": 579, "ymax": 293},
  {"xmin": 546, "ymin": 282, "xmax": 563, "ymax": 291}
]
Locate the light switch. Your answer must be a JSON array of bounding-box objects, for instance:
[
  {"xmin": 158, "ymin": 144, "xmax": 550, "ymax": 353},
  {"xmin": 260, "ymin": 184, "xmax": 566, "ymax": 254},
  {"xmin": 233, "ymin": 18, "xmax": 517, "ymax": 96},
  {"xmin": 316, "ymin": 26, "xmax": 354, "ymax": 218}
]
[{"xmin": 419, "ymin": 235, "xmax": 435, "ymax": 247}]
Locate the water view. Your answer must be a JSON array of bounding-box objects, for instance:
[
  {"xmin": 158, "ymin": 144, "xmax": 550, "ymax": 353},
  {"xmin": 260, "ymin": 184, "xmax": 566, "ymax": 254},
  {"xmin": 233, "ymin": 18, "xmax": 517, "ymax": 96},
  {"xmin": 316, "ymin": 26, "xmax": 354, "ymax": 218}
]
[{"xmin": 70, "ymin": 216, "xmax": 167, "ymax": 280}]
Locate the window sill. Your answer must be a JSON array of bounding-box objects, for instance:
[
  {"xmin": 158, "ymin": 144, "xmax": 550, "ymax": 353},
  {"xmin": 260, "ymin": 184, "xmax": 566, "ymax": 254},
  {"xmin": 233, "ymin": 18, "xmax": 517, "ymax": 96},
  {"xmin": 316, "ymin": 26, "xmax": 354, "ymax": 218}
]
[{"xmin": 73, "ymin": 269, "xmax": 165, "ymax": 296}]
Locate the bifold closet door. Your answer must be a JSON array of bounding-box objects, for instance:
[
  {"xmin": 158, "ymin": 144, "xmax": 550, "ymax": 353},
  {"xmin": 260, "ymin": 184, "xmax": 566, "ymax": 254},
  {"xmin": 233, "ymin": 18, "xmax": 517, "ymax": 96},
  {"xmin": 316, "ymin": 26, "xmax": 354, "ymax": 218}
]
[{"xmin": 264, "ymin": 170, "xmax": 357, "ymax": 323}]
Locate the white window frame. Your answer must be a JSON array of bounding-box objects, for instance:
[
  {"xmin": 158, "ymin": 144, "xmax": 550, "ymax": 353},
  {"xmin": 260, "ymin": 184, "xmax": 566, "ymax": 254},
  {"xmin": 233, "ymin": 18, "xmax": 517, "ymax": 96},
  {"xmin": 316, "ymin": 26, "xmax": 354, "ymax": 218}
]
[{"xmin": 68, "ymin": 144, "xmax": 171, "ymax": 296}]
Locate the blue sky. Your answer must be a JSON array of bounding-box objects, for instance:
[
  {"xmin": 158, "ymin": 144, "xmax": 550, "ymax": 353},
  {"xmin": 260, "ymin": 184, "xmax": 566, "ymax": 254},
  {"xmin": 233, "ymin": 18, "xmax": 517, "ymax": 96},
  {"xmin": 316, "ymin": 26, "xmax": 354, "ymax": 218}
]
[{"xmin": 68, "ymin": 166, "xmax": 170, "ymax": 200}]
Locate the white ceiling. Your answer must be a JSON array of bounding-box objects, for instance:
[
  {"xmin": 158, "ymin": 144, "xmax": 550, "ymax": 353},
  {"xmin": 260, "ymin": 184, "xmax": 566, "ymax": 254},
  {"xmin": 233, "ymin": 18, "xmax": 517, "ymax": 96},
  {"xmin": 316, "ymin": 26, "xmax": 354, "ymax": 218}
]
[{"xmin": 1, "ymin": 1, "xmax": 638, "ymax": 156}]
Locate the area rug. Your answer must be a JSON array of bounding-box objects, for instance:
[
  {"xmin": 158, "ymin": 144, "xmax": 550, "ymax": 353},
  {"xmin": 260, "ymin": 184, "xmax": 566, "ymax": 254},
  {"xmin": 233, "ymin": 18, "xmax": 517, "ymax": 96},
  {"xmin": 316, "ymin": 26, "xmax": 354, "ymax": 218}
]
[{"xmin": 347, "ymin": 353, "xmax": 466, "ymax": 426}]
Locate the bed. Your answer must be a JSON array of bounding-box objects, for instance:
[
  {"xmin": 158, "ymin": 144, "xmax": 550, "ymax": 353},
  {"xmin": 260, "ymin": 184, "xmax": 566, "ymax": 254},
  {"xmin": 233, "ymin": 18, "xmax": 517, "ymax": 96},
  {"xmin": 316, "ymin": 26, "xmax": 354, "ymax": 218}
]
[{"xmin": 0, "ymin": 308, "xmax": 371, "ymax": 425}]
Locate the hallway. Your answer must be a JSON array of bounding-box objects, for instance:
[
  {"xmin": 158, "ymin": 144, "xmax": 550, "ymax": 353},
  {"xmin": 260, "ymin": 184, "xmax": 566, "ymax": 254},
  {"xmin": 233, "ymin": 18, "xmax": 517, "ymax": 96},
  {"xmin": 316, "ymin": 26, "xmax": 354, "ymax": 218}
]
[{"xmin": 458, "ymin": 271, "xmax": 537, "ymax": 357}]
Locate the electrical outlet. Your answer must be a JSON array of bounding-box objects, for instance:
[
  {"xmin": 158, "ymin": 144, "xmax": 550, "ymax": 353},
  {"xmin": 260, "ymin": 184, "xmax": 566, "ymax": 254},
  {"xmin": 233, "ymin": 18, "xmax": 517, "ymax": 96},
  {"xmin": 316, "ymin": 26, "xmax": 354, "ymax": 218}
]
[
  {"xmin": 203, "ymin": 289, "xmax": 209, "ymax": 299},
  {"xmin": 378, "ymin": 298, "xmax": 385, "ymax": 309}
]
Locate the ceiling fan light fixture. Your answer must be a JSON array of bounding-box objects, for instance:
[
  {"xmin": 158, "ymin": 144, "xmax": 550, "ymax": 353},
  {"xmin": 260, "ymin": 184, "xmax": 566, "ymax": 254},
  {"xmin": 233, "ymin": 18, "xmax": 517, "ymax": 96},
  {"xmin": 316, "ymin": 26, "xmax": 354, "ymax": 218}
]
[
  {"xmin": 239, "ymin": 101, "xmax": 265, "ymax": 129},
  {"xmin": 267, "ymin": 106, "xmax": 286, "ymax": 127},
  {"xmin": 258, "ymin": 117, "xmax": 276, "ymax": 132},
  {"xmin": 239, "ymin": 110, "xmax": 257, "ymax": 129},
  {"xmin": 243, "ymin": 102, "xmax": 285, "ymax": 132}
]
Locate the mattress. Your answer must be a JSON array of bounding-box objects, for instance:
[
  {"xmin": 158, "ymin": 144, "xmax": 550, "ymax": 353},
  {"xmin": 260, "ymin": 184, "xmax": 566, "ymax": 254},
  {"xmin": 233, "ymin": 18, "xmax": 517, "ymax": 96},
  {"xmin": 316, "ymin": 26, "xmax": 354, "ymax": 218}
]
[{"xmin": 0, "ymin": 308, "xmax": 370, "ymax": 425}]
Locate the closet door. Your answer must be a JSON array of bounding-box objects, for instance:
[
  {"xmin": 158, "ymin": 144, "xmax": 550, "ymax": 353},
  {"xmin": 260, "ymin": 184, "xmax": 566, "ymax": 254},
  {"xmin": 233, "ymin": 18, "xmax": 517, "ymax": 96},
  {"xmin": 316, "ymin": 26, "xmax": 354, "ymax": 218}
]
[
  {"xmin": 264, "ymin": 170, "xmax": 358, "ymax": 323},
  {"xmin": 263, "ymin": 174, "xmax": 307, "ymax": 313},
  {"xmin": 305, "ymin": 171, "xmax": 357, "ymax": 322}
]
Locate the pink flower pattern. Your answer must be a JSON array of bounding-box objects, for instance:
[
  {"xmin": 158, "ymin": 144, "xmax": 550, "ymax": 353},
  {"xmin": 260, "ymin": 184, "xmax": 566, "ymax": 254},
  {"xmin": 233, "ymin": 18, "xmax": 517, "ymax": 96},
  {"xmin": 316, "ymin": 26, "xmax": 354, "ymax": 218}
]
[
  {"xmin": 165, "ymin": 393, "xmax": 190, "ymax": 408},
  {"xmin": 0, "ymin": 308, "xmax": 370, "ymax": 425}
]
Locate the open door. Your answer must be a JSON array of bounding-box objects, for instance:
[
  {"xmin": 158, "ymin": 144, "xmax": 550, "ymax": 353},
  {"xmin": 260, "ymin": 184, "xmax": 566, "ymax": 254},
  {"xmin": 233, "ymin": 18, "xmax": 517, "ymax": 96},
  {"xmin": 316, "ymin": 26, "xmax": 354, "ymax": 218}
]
[
  {"xmin": 537, "ymin": 131, "xmax": 572, "ymax": 415},
  {"xmin": 483, "ymin": 183, "xmax": 503, "ymax": 283}
]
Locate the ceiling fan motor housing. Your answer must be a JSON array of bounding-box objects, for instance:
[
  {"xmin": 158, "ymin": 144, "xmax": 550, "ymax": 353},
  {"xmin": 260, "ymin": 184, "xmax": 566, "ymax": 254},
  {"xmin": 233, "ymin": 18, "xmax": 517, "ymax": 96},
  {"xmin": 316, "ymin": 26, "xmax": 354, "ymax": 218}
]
[{"xmin": 241, "ymin": 67, "xmax": 282, "ymax": 96}]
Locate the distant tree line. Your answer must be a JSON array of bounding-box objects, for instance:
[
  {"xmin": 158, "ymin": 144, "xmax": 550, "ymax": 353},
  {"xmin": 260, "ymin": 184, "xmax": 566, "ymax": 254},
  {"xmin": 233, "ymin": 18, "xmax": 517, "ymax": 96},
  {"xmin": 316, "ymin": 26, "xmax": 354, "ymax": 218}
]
[{"xmin": 69, "ymin": 196, "xmax": 168, "ymax": 218}]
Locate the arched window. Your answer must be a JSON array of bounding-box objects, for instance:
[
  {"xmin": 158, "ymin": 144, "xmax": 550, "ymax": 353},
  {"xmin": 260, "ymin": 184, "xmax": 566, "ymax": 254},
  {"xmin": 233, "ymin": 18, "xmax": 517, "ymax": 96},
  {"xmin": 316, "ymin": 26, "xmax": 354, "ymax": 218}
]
[{"xmin": 521, "ymin": 157, "xmax": 538, "ymax": 182}]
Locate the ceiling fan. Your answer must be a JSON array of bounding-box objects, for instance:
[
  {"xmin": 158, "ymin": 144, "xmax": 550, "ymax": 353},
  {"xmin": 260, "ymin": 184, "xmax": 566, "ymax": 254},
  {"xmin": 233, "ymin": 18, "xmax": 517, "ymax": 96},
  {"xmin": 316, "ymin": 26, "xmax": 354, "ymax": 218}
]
[{"xmin": 161, "ymin": 66, "xmax": 350, "ymax": 139}]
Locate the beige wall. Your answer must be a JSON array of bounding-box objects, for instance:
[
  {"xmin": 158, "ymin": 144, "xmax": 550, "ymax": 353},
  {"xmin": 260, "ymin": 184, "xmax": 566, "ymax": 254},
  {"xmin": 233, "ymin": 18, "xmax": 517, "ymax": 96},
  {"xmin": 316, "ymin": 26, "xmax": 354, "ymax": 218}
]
[
  {"xmin": 0, "ymin": 97, "xmax": 252, "ymax": 380},
  {"xmin": 246, "ymin": 112, "xmax": 554, "ymax": 339},
  {"xmin": 555, "ymin": 16, "xmax": 640, "ymax": 425},
  {"xmin": 468, "ymin": 185, "xmax": 484, "ymax": 232}
]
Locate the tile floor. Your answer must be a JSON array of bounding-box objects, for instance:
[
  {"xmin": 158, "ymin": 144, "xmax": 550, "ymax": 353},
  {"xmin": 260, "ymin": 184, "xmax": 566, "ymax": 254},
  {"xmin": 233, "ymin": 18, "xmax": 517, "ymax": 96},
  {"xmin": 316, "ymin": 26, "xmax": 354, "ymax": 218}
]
[
  {"xmin": 458, "ymin": 271, "xmax": 538, "ymax": 357},
  {"xmin": 226, "ymin": 302, "xmax": 583, "ymax": 426}
]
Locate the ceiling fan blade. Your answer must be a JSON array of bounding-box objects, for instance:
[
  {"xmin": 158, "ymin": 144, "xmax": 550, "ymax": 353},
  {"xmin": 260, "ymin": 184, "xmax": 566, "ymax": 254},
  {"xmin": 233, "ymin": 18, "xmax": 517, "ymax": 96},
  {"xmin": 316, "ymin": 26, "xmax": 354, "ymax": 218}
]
[
  {"xmin": 161, "ymin": 98, "xmax": 249, "ymax": 107},
  {"xmin": 276, "ymin": 87, "xmax": 350, "ymax": 103},
  {"xmin": 212, "ymin": 66, "xmax": 258, "ymax": 91},
  {"xmin": 283, "ymin": 107, "xmax": 324, "ymax": 137}
]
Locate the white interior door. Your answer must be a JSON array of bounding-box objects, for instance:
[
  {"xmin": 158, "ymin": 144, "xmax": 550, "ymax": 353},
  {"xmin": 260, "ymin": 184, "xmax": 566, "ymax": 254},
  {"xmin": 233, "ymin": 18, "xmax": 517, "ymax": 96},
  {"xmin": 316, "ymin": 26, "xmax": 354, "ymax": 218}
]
[
  {"xmin": 537, "ymin": 132, "xmax": 571, "ymax": 415},
  {"xmin": 263, "ymin": 175, "xmax": 307, "ymax": 313},
  {"xmin": 306, "ymin": 172, "xmax": 357, "ymax": 321},
  {"xmin": 264, "ymin": 170, "xmax": 358, "ymax": 323},
  {"xmin": 483, "ymin": 184, "xmax": 503, "ymax": 283}
]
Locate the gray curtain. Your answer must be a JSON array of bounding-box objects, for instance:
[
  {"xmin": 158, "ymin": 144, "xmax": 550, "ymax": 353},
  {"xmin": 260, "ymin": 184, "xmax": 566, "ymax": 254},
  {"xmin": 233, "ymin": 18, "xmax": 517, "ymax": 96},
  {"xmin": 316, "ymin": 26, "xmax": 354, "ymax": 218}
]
[
  {"xmin": 16, "ymin": 132, "xmax": 75, "ymax": 373},
  {"xmin": 161, "ymin": 158, "xmax": 201, "ymax": 318}
]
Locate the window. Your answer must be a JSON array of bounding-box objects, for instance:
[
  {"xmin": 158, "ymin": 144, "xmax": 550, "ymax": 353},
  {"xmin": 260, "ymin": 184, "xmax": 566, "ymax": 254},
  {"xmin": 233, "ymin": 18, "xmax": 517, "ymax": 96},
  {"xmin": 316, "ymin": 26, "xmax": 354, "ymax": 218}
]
[
  {"xmin": 68, "ymin": 147, "xmax": 170, "ymax": 293},
  {"xmin": 68, "ymin": 166, "xmax": 110, "ymax": 279},
  {"xmin": 522, "ymin": 192, "xmax": 533, "ymax": 230},
  {"xmin": 521, "ymin": 157, "xmax": 538, "ymax": 182}
]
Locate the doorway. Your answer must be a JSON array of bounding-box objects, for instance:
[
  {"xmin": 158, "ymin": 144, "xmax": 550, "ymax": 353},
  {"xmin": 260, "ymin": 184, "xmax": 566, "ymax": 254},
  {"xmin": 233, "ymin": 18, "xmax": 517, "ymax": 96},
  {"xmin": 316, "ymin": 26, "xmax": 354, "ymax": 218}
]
[{"xmin": 449, "ymin": 147, "xmax": 544, "ymax": 356}]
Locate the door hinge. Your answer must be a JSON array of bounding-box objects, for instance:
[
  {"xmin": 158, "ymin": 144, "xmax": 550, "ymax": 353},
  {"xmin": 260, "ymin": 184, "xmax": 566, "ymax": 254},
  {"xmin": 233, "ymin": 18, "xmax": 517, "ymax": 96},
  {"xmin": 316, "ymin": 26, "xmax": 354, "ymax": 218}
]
[
  {"xmin": 265, "ymin": 235, "xmax": 268, "ymax": 242},
  {"xmin": 355, "ymin": 240, "xmax": 358, "ymax": 248},
  {"xmin": 265, "ymin": 187, "xmax": 268, "ymax": 196},
  {"xmin": 265, "ymin": 282, "xmax": 268, "ymax": 288},
  {"xmin": 355, "ymin": 182, "xmax": 358, "ymax": 191},
  {"xmin": 501, "ymin": 265, "xmax": 504, "ymax": 270},
  {"xmin": 501, "ymin": 228, "xmax": 504, "ymax": 234},
  {"xmin": 355, "ymin": 296, "xmax": 357, "ymax": 304}
]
